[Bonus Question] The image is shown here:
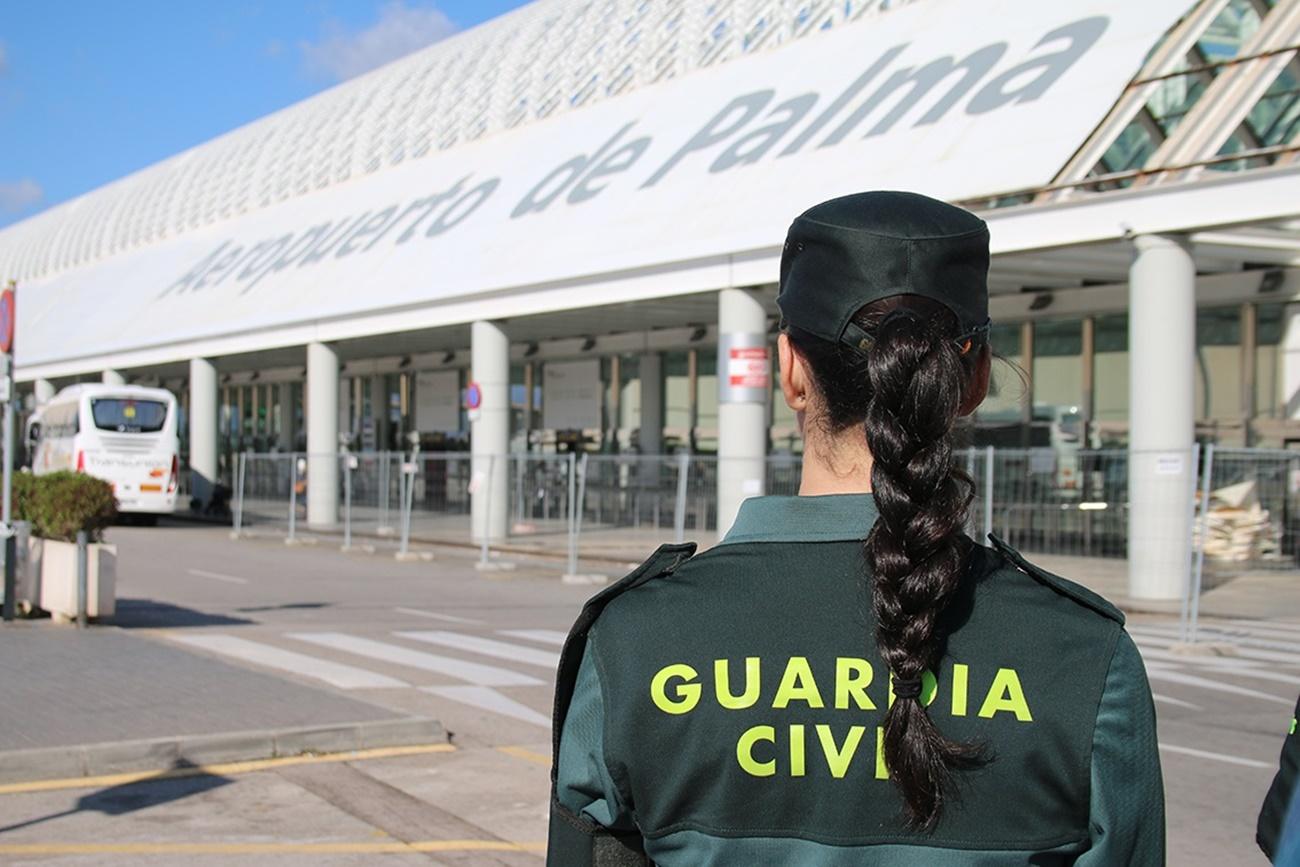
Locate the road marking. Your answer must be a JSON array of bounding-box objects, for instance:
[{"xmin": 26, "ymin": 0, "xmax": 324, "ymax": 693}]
[
  {"xmin": 398, "ymin": 630, "xmax": 560, "ymax": 669},
  {"xmin": 422, "ymin": 685, "xmax": 551, "ymax": 727},
  {"xmin": 290, "ymin": 632, "xmax": 542, "ymax": 687},
  {"xmin": 1132, "ymin": 633, "xmax": 1300, "ymax": 666},
  {"xmin": 1159, "ymin": 743, "xmax": 1273, "ymax": 769},
  {"xmin": 0, "ymin": 840, "xmax": 545, "ymax": 856},
  {"xmin": 170, "ymin": 634, "xmax": 407, "ymax": 689},
  {"xmin": 497, "ymin": 745, "xmax": 551, "ymax": 767},
  {"xmin": 1130, "ymin": 623, "xmax": 1300, "ymax": 656},
  {"xmin": 1138, "ymin": 646, "xmax": 1300, "ymax": 686},
  {"xmin": 0, "ymin": 744, "xmax": 455, "ymax": 796},
  {"xmin": 499, "ymin": 629, "xmax": 569, "ymax": 646},
  {"xmin": 394, "ymin": 606, "xmax": 482, "ymax": 625},
  {"xmin": 1145, "ymin": 668, "xmax": 1293, "ymax": 705},
  {"xmin": 1230, "ymin": 619, "xmax": 1300, "ymax": 635},
  {"xmin": 1152, "ymin": 694, "xmax": 1202, "ymax": 711},
  {"xmin": 185, "ymin": 568, "xmax": 249, "ymax": 585}
]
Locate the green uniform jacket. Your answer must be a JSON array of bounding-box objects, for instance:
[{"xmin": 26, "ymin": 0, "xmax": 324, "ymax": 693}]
[
  {"xmin": 1257, "ymin": 694, "xmax": 1300, "ymax": 861},
  {"xmin": 550, "ymin": 494, "xmax": 1165, "ymax": 866}
]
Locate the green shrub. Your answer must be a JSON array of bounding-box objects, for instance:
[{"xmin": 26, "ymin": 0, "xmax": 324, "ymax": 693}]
[{"xmin": 15, "ymin": 471, "xmax": 117, "ymax": 543}]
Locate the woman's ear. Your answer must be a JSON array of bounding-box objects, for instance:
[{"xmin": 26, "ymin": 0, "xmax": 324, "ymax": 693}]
[
  {"xmin": 958, "ymin": 344, "xmax": 992, "ymax": 416},
  {"xmin": 778, "ymin": 333, "xmax": 808, "ymax": 412}
]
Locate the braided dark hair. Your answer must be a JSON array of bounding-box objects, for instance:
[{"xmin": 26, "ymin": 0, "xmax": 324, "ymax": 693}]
[{"xmin": 787, "ymin": 294, "xmax": 987, "ymax": 829}]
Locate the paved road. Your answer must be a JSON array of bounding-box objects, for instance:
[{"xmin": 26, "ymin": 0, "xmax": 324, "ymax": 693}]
[{"xmin": 0, "ymin": 521, "xmax": 1292, "ymax": 864}]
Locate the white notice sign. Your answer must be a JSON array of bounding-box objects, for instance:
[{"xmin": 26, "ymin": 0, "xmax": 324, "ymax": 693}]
[
  {"xmin": 543, "ymin": 360, "xmax": 601, "ymax": 430},
  {"xmin": 415, "ymin": 370, "xmax": 461, "ymax": 432}
]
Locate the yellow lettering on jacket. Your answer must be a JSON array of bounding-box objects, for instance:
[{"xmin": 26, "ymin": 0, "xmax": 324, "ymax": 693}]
[
  {"xmin": 651, "ymin": 663, "xmax": 701, "ymax": 715},
  {"xmin": 737, "ymin": 725, "xmax": 776, "ymax": 777},
  {"xmin": 978, "ymin": 667, "xmax": 1033, "ymax": 721},
  {"xmin": 715, "ymin": 657, "xmax": 761, "ymax": 709},
  {"xmin": 773, "ymin": 657, "xmax": 825, "ymax": 709}
]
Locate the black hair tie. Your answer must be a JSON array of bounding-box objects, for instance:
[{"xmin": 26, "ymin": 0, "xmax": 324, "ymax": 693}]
[{"xmin": 893, "ymin": 677, "xmax": 923, "ymax": 700}]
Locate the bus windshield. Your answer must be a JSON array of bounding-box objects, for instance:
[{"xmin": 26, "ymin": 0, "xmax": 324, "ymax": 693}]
[{"xmin": 91, "ymin": 398, "xmax": 168, "ymax": 434}]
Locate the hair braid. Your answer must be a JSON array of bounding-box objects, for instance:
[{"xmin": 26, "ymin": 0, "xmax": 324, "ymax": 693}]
[{"xmin": 862, "ymin": 309, "xmax": 985, "ymax": 829}]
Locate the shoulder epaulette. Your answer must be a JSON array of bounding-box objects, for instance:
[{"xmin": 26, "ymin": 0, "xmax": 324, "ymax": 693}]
[
  {"xmin": 986, "ymin": 533, "xmax": 1124, "ymax": 625},
  {"xmin": 550, "ymin": 542, "xmax": 696, "ymax": 779}
]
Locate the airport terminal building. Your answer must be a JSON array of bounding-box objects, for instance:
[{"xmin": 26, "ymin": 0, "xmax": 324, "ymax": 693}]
[{"xmin": 1, "ymin": 0, "xmax": 1297, "ymax": 598}]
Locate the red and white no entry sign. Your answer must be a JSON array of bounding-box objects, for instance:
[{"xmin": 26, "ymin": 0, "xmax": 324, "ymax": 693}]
[{"xmin": 727, "ymin": 346, "xmax": 769, "ymax": 389}]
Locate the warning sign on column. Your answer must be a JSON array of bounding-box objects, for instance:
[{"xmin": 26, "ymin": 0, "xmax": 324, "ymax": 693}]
[
  {"xmin": 728, "ymin": 347, "xmax": 770, "ymax": 389},
  {"xmin": 719, "ymin": 334, "xmax": 771, "ymax": 404}
]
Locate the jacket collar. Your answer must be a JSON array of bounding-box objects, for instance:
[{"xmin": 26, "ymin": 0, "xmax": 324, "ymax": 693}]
[{"xmin": 720, "ymin": 494, "xmax": 879, "ymax": 545}]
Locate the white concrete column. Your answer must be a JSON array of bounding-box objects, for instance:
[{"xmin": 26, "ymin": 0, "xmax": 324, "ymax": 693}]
[
  {"xmin": 306, "ymin": 341, "xmax": 340, "ymax": 527},
  {"xmin": 471, "ymin": 320, "xmax": 510, "ymax": 542},
  {"xmin": 1128, "ymin": 235, "xmax": 1196, "ymax": 600},
  {"xmin": 717, "ymin": 288, "xmax": 769, "ymax": 535},
  {"xmin": 639, "ymin": 353, "xmax": 663, "ymax": 455},
  {"xmin": 102, "ymin": 370, "xmax": 125, "ymax": 386},
  {"xmin": 33, "ymin": 379, "xmax": 55, "ymax": 407},
  {"xmin": 189, "ymin": 359, "xmax": 219, "ymax": 506}
]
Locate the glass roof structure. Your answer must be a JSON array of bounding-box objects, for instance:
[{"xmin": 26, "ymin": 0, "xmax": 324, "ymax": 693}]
[
  {"xmin": 1018, "ymin": 0, "xmax": 1299, "ymax": 200},
  {"xmin": 0, "ymin": 0, "xmax": 921, "ymax": 285}
]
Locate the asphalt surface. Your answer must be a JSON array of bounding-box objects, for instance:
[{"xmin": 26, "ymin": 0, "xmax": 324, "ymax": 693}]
[{"xmin": 0, "ymin": 520, "xmax": 1291, "ymax": 865}]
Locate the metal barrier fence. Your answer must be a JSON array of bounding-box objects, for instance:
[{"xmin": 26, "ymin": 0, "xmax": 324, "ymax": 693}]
[{"xmin": 230, "ymin": 447, "xmax": 1298, "ymax": 634}]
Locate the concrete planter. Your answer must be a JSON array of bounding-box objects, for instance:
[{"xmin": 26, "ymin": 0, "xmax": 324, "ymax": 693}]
[{"xmin": 30, "ymin": 537, "xmax": 117, "ymax": 622}]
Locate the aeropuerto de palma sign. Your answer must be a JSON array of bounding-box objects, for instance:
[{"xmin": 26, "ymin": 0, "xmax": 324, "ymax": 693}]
[{"xmin": 16, "ymin": 0, "xmax": 1192, "ymax": 368}]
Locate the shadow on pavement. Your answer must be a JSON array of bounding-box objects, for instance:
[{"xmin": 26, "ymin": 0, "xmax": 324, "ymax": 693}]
[
  {"xmin": 0, "ymin": 760, "xmax": 233, "ymax": 835},
  {"xmin": 111, "ymin": 598, "xmax": 254, "ymax": 629},
  {"xmin": 235, "ymin": 602, "xmax": 332, "ymax": 613}
]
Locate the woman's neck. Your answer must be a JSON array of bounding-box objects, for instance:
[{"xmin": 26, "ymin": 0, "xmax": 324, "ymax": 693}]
[{"xmin": 797, "ymin": 433, "xmax": 874, "ymax": 496}]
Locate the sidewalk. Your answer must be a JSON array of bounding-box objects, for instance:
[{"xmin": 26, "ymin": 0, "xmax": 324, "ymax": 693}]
[{"xmin": 0, "ymin": 625, "xmax": 443, "ymax": 784}]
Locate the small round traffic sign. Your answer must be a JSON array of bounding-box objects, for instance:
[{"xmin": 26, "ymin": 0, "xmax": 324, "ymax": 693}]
[
  {"xmin": 465, "ymin": 381, "xmax": 482, "ymax": 410},
  {"xmin": 0, "ymin": 288, "xmax": 15, "ymax": 354}
]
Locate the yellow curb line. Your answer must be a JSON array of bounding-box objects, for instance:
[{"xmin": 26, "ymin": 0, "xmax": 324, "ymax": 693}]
[
  {"xmin": 496, "ymin": 745, "xmax": 551, "ymax": 767},
  {"xmin": 0, "ymin": 840, "xmax": 546, "ymax": 855},
  {"xmin": 0, "ymin": 743, "xmax": 456, "ymax": 796}
]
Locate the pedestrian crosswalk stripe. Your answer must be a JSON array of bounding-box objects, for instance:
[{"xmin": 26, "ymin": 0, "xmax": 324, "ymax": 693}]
[
  {"xmin": 1152, "ymin": 694, "xmax": 1202, "ymax": 711},
  {"xmin": 397, "ymin": 631, "xmax": 560, "ymax": 669},
  {"xmin": 394, "ymin": 607, "xmax": 482, "ymax": 625},
  {"xmin": 1137, "ymin": 646, "xmax": 1300, "ymax": 686},
  {"xmin": 1159, "ymin": 743, "xmax": 1273, "ymax": 769},
  {"xmin": 1145, "ymin": 668, "xmax": 1293, "ymax": 705},
  {"xmin": 289, "ymin": 633, "xmax": 542, "ymax": 687},
  {"xmin": 1229, "ymin": 619, "xmax": 1300, "ymax": 635},
  {"xmin": 170, "ymin": 634, "xmax": 408, "ymax": 690},
  {"xmin": 1129, "ymin": 623, "xmax": 1300, "ymax": 655},
  {"xmin": 422, "ymin": 685, "xmax": 551, "ymax": 728},
  {"xmin": 499, "ymin": 629, "xmax": 568, "ymax": 647},
  {"xmin": 1132, "ymin": 632, "xmax": 1300, "ymax": 666}
]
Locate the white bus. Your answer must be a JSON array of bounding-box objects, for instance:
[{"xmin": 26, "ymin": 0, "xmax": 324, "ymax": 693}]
[{"xmin": 28, "ymin": 384, "xmax": 180, "ymax": 516}]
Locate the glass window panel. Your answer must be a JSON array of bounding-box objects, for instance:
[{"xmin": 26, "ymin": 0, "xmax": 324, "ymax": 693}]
[
  {"xmin": 1246, "ymin": 64, "xmax": 1300, "ymax": 145},
  {"xmin": 1197, "ymin": 0, "xmax": 1264, "ymax": 61},
  {"xmin": 1093, "ymin": 313, "xmax": 1129, "ymax": 423},
  {"xmin": 696, "ymin": 350, "xmax": 719, "ymax": 451},
  {"xmin": 1256, "ymin": 303, "xmax": 1285, "ymax": 419},
  {"xmin": 1195, "ymin": 306, "xmax": 1242, "ymax": 419},
  {"xmin": 1099, "ymin": 122, "xmax": 1156, "ymax": 173},
  {"xmin": 663, "ymin": 350, "xmax": 692, "ymax": 433},
  {"xmin": 1032, "ymin": 319, "xmax": 1083, "ymax": 418},
  {"xmin": 978, "ymin": 322, "xmax": 1024, "ymax": 421}
]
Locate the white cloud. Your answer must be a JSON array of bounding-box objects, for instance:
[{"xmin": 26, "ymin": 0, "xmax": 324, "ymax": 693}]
[
  {"xmin": 0, "ymin": 179, "xmax": 42, "ymax": 213},
  {"xmin": 300, "ymin": 1, "xmax": 456, "ymax": 82}
]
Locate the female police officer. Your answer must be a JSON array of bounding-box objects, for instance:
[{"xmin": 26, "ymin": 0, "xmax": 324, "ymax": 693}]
[{"xmin": 547, "ymin": 191, "xmax": 1165, "ymax": 865}]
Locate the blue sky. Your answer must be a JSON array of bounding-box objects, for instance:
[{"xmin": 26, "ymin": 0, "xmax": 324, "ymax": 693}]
[{"xmin": 0, "ymin": 1, "xmax": 530, "ymax": 229}]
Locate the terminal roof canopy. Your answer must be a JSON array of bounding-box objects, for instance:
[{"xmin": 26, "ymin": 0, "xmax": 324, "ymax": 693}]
[{"xmin": 3, "ymin": 0, "xmax": 1294, "ymax": 377}]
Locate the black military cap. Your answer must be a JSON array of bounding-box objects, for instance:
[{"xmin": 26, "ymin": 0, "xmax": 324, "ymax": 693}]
[{"xmin": 777, "ymin": 191, "xmax": 990, "ymax": 354}]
